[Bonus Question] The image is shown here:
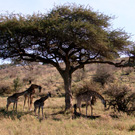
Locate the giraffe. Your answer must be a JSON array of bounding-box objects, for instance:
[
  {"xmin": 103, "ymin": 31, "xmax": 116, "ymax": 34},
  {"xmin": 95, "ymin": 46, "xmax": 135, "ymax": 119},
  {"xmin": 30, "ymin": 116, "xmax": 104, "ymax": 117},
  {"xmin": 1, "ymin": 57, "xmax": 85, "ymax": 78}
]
[
  {"xmin": 76, "ymin": 90, "xmax": 106, "ymax": 116},
  {"xmin": 34, "ymin": 92, "xmax": 51, "ymax": 119},
  {"xmin": 6, "ymin": 91, "xmax": 26, "ymax": 112},
  {"xmin": 23, "ymin": 84, "xmax": 42, "ymax": 111}
]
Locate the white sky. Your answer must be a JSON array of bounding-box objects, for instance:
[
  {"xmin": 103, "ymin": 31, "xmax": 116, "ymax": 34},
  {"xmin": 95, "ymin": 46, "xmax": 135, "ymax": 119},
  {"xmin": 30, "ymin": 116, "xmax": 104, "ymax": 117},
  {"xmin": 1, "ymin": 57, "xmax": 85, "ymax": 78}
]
[{"xmin": 0, "ymin": 0, "xmax": 135, "ymax": 64}]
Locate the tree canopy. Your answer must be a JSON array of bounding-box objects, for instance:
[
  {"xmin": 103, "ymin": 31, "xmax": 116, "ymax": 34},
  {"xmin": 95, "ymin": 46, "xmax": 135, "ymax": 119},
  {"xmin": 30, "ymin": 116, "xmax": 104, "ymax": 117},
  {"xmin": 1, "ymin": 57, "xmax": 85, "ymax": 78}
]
[{"xmin": 0, "ymin": 4, "xmax": 133, "ymax": 109}]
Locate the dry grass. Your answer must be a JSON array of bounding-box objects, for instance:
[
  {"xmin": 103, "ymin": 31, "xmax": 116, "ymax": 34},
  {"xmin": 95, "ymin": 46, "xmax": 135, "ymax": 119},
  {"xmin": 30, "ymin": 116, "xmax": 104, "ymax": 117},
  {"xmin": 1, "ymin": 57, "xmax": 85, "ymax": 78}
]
[
  {"xmin": 0, "ymin": 63, "xmax": 135, "ymax": 134},
  {"xmin": 1, "ymin": 96, "xmax": 135, "ymax": 135}
]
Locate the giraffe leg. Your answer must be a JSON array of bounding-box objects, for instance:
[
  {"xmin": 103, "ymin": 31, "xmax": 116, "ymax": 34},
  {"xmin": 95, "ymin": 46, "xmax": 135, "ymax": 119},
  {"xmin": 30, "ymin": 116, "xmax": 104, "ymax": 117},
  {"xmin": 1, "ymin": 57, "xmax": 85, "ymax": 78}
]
[
  {"xmin": 38, "ymin": 106, "xmax": 40, "ymax": 119},
  {"xmin": 29, "ymin": 96, "xmax": 33, "ymax": 111},
  {"xmin": 79, "ymin": 107, "xmax": 81, "ymax": 114},
  {"xmin": 34, "ymin": 106, "xmax": 37, "ymax": 116},
  {"xmin": 6, "ymin": 104, "xmax": 9, "ymax": 111},
  {"xmin": 91, "ymin": 105, "xmax": 93, "ymax": 116},
  {"xmin": 6, "ymin": 102, "xmax": 10, "ymax": 111},
  {"xmin": 13, "ymin": 102, "xmax": 15, "ymax": 110},
  {"xmin": 16, "ymin": 102, "xmax": 17, "ymax": 112},
  {"xmin": 6, "ymin": 100, "xmax": 11, "ymax": 111},
  {"xmin": 86, "ymin": 104, "xmax": 88, "ymax": 117},
  {"xmin": 28, "ymin": 96, "xmax": 30, "ymax": 110},
  {"xmin": 90, "ymin": 97, "xmax": 93, "ymax": 116},
  {"xmin": 23, "ymin": 96, "xmax": 27, "ymax": 111},
  {"xmin": 41, "ymin": 106, "xmax": 44, "ymax": 119},
  {"xmin": 77, "ymin": 101, "xmax": 81, "ymax": 114}
]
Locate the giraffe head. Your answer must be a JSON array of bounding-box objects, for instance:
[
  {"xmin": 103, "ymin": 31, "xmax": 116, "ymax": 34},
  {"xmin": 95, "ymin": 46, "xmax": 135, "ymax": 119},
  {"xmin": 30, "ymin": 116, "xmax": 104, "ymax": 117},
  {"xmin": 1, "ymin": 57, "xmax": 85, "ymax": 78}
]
[
  {"xmin": 73, "ymin": 104, "xmax": 77, "ymax": 110},
  {"xmin": 38, "ymin": 86, "xmax": 42, "ymax": 93},
  {"xmin": 47, "ymin": 92, "xmax": 51, "ymax": 97},
  {"xmin": 102, "ymin": 100, "xmax": 106, "ymax": 108}
]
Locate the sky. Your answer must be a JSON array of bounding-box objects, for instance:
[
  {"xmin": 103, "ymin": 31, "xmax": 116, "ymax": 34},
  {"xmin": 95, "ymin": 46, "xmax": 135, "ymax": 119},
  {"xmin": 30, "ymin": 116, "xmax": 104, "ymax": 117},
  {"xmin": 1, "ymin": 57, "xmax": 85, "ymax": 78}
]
[{"xmin": 0, "ymin": 0, "xmax": 135, "ymax": 64}]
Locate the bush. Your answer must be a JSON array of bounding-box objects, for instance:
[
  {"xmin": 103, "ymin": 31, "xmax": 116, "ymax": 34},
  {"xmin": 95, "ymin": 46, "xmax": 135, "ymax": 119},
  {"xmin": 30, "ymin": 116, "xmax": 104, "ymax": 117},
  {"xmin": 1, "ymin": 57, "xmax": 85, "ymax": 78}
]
[
  {"xmin": 73, "ymin": 68, "xmax": 86, "ymax": 82},
  {"xmin": 105, "ymin": 83, "xmax": 135, "ymax": 114},
  {"xmin": 13, "ymin": 77, "xmax": 22, "ymax": 92},
  {"xmin": 129, "ymin": 125, "xmax": 135, "ymax": 132},
  {"xmin": 93, "ymin": 64, "xmax": 115, "ymax": 86},
  {"xmin": 0, "ymin": 82, "xmax": 12, "ymax": 94},
  {"xmin": 73, "ymin": 81, "xmax": 100, "ymax": 97}
]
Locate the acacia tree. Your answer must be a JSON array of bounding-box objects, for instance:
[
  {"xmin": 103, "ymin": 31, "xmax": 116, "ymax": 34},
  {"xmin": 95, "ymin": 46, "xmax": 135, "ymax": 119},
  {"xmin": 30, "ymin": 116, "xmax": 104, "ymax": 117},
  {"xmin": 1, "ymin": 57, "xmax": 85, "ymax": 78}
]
[{"xmin": 0, "ymin": 5, "xmax": 133, "ymax": 110}]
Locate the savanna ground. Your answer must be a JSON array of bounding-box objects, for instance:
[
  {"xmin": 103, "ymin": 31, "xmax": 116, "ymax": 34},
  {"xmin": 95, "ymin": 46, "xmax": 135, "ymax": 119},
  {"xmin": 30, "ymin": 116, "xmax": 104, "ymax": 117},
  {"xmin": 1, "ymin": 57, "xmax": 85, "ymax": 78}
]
[{"xmin": 1, "ymin": 61, "xmax": 135, "ymax": 135}]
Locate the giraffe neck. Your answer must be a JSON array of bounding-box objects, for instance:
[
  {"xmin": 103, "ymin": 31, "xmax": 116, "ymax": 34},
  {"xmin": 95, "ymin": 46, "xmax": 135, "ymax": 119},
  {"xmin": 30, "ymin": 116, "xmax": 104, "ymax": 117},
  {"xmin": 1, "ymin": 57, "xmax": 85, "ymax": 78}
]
[
  {"xmin": 90, "ymin": 91, "xmax": 106, "ymax": 106},
  {"xmin": 41, "ymin": 95, "xmax": 49, "ymax": 102},
  {"xmin": 26, "ymin": 86, "xmax": 34, "ymax": 92},
  {"xmin": 92, "ymin": 91, "xmax": 104, "ymax": 100},
  {"xmin": 16, "ymin": 91, "xmax": 26, "ymax": 97}
]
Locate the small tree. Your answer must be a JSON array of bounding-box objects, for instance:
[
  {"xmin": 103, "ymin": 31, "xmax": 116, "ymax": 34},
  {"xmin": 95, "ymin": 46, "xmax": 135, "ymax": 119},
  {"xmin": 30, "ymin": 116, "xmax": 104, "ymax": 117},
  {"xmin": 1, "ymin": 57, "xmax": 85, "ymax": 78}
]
[
  {"xmin": 13, "ymin": 77, "xmax": 22, "ymax": 92},
  {"xmin": 0, "ymin": 4, "xmax": 133, "ymax": 110}
]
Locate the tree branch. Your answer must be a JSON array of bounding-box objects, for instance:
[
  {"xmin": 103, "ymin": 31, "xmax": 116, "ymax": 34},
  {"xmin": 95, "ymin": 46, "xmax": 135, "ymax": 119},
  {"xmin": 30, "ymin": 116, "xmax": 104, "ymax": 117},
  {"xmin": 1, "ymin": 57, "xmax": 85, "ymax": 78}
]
[{"xmin": 71, "ymin": 59, "xmax": 126, "ymax": 73}]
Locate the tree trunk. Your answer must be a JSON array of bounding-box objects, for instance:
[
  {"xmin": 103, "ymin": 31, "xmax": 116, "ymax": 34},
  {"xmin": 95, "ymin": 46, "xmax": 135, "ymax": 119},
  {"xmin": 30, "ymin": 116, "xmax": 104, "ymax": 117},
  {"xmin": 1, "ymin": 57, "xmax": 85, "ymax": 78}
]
[{"xmin": 63, "ymin": 72, "xmax": 72, "ymax": 110}]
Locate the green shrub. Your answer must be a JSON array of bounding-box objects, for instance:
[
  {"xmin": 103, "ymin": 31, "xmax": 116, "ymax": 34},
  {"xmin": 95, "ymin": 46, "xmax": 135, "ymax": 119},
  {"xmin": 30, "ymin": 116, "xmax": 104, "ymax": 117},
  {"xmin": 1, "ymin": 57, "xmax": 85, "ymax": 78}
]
[
  {"xmin": 129, "ymin": 125, "xmax": 135, "ymax": 132},
  {"xmin": 13, "ymin": 77, "xmax": 22, "ymax": 92}
]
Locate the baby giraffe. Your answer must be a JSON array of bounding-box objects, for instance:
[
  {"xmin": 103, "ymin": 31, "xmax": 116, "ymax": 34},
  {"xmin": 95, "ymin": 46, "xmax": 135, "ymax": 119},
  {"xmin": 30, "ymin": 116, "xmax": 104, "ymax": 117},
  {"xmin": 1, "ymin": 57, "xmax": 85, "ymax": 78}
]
[
  {"xmin": 6, "ymin": 91, "xmax": 26, "ymax": 112},
  {"xmin": 34, "ymin": 92, "xmax": 51, "ymax": 119}
]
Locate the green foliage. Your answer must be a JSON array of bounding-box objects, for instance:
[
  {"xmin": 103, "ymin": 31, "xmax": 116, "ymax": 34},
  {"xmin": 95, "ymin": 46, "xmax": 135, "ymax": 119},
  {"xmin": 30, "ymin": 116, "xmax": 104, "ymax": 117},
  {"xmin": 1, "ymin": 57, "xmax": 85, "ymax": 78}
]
[
  {"xmin": 0, "ymin": 4, "xmax": 133, "ymax": 110},
  {"xmin": 129, "ymin": 125, "xmax": 135, "ymax": 132},
  {"xmin": 13, "ymin": 77, "xmax": 22, "ymax": 92},
  {"xmin": 0, "ymin": 4, "xmax": 132, "ymax": 64}
]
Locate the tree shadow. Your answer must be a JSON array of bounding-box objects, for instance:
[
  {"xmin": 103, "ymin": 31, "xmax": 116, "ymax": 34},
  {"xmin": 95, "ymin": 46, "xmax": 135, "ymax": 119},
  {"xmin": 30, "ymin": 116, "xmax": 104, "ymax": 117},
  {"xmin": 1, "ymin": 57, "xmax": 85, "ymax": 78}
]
[
  {"xmin": 72, "ymin": 104, "xmax": 100, "ymax": 120},
  {"xmin": 72, "ymin": 111, "xmax": 100, "ymax": 120},
  {"xmin": 51, "ymin": 110, "xmax": 65, "ymax": 115},
  {"xmin": 0, "ymin": 108, "xmax": 32, "ymax": 120},
  {"xmin": 50, "ymin": 110, "xmax": 66, "ymax": 121},
  {"xmin": 51, "ymin": 109, "xmax": 100, "ymax": 120},
  {"xmin": 0, "ymin": 107, "xmax": 101, "ymax": 121}
]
